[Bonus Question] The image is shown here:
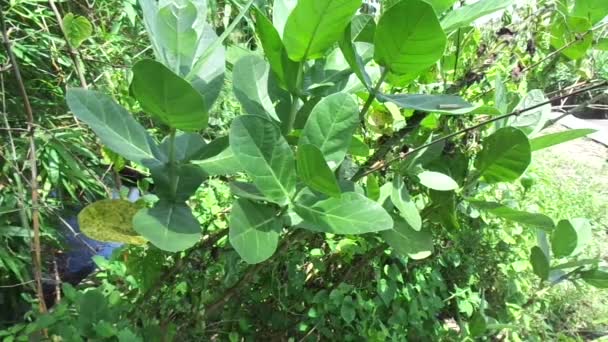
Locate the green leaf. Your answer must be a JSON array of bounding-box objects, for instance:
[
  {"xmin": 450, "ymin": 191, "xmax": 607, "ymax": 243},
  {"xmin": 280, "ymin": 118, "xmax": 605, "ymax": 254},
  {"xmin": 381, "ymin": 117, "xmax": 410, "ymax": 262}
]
[
  {"xmin": 140, "ymin": 0, "xmax": 225, "ymax": 112},
  {"xmin": 570, "ymin": 218, "xmax": 592, "ymax": 255},
  {"xmin": 340, "ymin": 296, "xmax": 356, "ymax": 323},
  {"xmin": 253, "ymin": 8, "xmax": 297, "ymax": 88},
  {"xmin": 131, "ymin": 59, "xmax": 207, "ymax": 131},
  {"xmin": 351, "ymin": 14, "xmax": 376, "ymax": 43},
  {"xmin": 192, "ymin": 138, "xmax": 243, "ymax": 176},
  {"xmin": 530, "ymin": 246, "xmax": 550, "ymax": 281},
  {"xmin": 66, "ymin": 88, "xmax": 165, "ymax": 168},
  {"xmin": 418, "ymin": 171, "xmax": 459, "ymax": 191},
  {"xmin": 391, "ymin": 177, "xmax": 422, "ymax": 231},
  {"xmin": 573, "ymin": 0, "xmax": 608, "ymax": 25},
  {"xmin": 230, "ymin": 115, "xmax": 296, "ymax": 205},
  {"xmin": 580, "ymin": 268, "xmax": 608, "ymax": 288},
  {"xmin": 425, "ymin": 0, "xmax": 458, "ymax": 14},
  {"xmin": 379, "ymin": 93, "xmax": 485, "ymax": 115},
  {"xmin": 299, "ymin": 92, "xmax": 359, "ymax": 169},
  {"xmin": 551, "ymin": 220, "xmax": 578, "ymax": 258},
  {"xmin": 230, "ymin": 182, "xmax": 267, "ymax": 202},
  {"xmin": 273, "ymin": 0, "xmax": 298, "ymax": 38},
  {"xmin": 441, "ymin": 0, "xmax": 514, "ymax": 33},
  {"xmin": 297, "ymin": 144, "xmax": 341, "ymax": 198},
  {"xmin": 374, "ymin": 0, "xmax": 446, "ymax": 76},
  {"xmin": 133, "ymin": 200, "xmax": 200, "ymax": 252},
  {"xmin": 339, "ymin": 23, "xmax": 373, "ymax": 89},
  {"xmin": 151, "ymin": 164, "xmax": 205, "ymax": 202},
  {"xmin": 550, "ymin": 15, "xmax": 592, "ymax": 60},
  {"xmin": 468, "ymin": 200, "xmax": 555, "ymax": 229},
  {"xmin": 159, "ymin": 132, "xmax": 206, "ymax": 163},
  {"xmin": 283, "ymin": 0, "xmax": 362, "ymax": 61},
  {"xmin": 475, "ymin": 127, "xmax": 531, "ymax": 184},
  {"xmin": 229, "ymin": 199, "xmax": 281, "ymax": 264},
  {"xmin": 294, "ymin": 192, "xmax": 393, "ymax": 234},
  {"xmin": 366, "ymin": 174, "xmax": 380, "ymax": 201},
  {"xmin": 78, "ymin": 200, "xmax": 146, "ymax": 245},
  {"xmin": 510, "ymin": 90, "xmax": 551, "ymax": 137},
  {"xmin": 63, "ymin": 13, "xmax": 93, "ymax": 48},
  {"xmin": 232, "ymin": 55, "xmax": 281, "ymax": 122},
  {"xmin": 530, "ymin": 129, "xmax": 596, "ymax": 151},
  {"xmin": 381, "ymin": 216, "xmax": 433, "ymax": 260}
]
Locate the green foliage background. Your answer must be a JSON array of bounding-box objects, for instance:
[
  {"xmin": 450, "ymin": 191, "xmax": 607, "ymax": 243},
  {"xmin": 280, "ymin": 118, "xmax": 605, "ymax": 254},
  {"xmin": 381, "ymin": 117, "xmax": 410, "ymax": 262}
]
[{"xmin": 1, "ymin": 0, "xmax": 607, "ymax": 340}]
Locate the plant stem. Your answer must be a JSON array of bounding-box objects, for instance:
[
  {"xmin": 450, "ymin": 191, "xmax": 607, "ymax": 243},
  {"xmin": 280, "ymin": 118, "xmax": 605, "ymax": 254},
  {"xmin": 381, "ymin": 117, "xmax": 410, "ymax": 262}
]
[
  {"xmin": 356, "ymin": 81, "xmax": 608, "ymax": 179},
  {"xmin": 167, "ymin": 129, "xmax": 178, "ymax": 200},
  {"xmin": 48, "ymin": 0, "xmax": 88, "ymax": 89},
  {"xmin": 0, "ymin": 7, "xmax": 47, "ymax": 314},
  {"xmin": 359, "ymin": 68, "xmax": 389, "ymax": 120}
]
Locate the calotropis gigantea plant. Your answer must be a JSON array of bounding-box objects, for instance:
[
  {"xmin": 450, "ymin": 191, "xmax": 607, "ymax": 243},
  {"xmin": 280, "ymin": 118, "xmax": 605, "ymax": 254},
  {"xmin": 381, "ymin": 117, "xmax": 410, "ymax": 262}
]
[{"xmin": 67, "ymin": 0, "xmax": 608, "ymax": 289}]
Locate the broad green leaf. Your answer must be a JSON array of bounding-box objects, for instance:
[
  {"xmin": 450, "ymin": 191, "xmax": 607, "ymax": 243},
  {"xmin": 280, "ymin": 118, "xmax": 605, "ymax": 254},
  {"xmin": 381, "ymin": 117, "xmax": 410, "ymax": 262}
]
[
  {"xmin": 230, "ymin": 182, "xmax": 267, "ymax": 202},
  {"xmin": 273, "ymin": 0, "xmax": 298, "ymax": 38},
  {"xmin": 475, "ymin": 127, "xmax": 531, "ymax": 184},
  {"xmin": 366, "ymin": 174, "xmax": 380, "ymax": 201},
  {"xmin": 283, "ymin": 0, "xmax": 361, "ymax": 61},
  {"xmin": 573, "ymin": 0, "xmax": 608, "ymax": 25},
  {"xmin": 151, "ymin": 164, "xmax": 205, "ymax": 202},
  {"xmin": 530, "ymin": 246, "xmax": 550, "ymax": 281},
  {"xmin": 294, "ymin": 192, "xmax": 393, "ymax": 234},
  {"xmin": 78, "ymin": 200, "xmax": 146, "ymax": 245},
  {"xmin": 530, "ymin": 129, "xmax": 596, "ymax": 151},
  {"xmin": 233, "ymin": 55, "xmax": 281, "ymax": 122},
  {"xmin": 230, "ymin": 115, "xmax": 296, "ymax": 205},
  {"xmin": 391, "ymin": 177, "xmax": 422, "ymax": 231},
  {"xmin": 253, "ymin": 8, "xmax": 295, "ymax": 87},
  {"xmin": 66, "ymin": 88, "xmax": 165, "ymax": 168},
  {"xmin": 510, "ymin": 90, "xmax": 551, "ymax": 137},
  {"xmin": 140, "ymin": 0, "xmax": 225, "ymax": 112},
  {"xmin": 63, "ymin": 13, "xmax": 93, "ymax": 48},
  {"xmin": 351, "ymin": 14, "xmax": 376, "ymax": 43},
  {"xmin": 571, "ymin": 218, "xmax": 592, "ymax": 255},
  {"xmin": 441, "ymin": 0, "xmax": 514, "ymax": 33},
  {"xmin": 425, "ymin": 0, "xmax": 458, "ymax": 14},
  {"xmin": 299, "ymin": 93, "xmax": 359, "ymax": 169},
  {"xmin": 160, "ymin": 132, "xmax": 206, "ymax": 163},
  {"xmin": 417, "ymin": 171, "xmax": 459, "ymax": 191},
  {"xmin": 192, "ymin": 138, "xmax": 243, "ymax": 176},
  {"xmin": 580, "ymin": 268, "xmax": 608, "ymax": 288},
  {"xmin": 550, "ymin": 15, "xmax": 592, "ymax": 60},
  {"xmin": 468, "ymin": 200, "xmax": 555, "ymax": 229},
  {"xmin": 551, "ymin": 219, "xmax": 591, "ymax": 258},
  {"xmin": 133, "ymin": 200, "xmax": 200, "ymax": 252},
  {"xmin": 374, "ymin": 0, "xmax": 446, "ymax": 76},
  {"xmin": 156, "ymin": 1, "xmax": 198, "ymax": 58},
  {"xmin": 131, "ymin": 59, "xmax": 207, "ymax": 131},
  {"xmin": 379, "ymin": 93, "xmax": 487, "ymax": 115},
  {"xmin": 296, "ymin": 145, "xmax": 341, "ymax": 198},
  {"xmin": 340, "ymin": 296, "xmax": 356, "ymax": 323},
  {"xmin": 229, "ymin": 199, "xmax": 281, "ymax": 264},
  {"xmin": 552, "ymin": 258, "xmax": 599, "ymax": 270},
  {"xmin": 469, "ymin": 311, "xmax": 487, "ymax": 337},
  {"xmin": 381, "ymin": 217, "xmax": 433, "ymax": 260},
  {"xmin": 339, "ymin": 24, "xmax": 372, "ymax": 89}
]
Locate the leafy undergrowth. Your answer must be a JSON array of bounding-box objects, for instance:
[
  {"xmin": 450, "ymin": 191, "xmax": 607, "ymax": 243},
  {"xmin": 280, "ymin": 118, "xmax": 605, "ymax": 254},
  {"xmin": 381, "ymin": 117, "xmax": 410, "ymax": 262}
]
[{"xmin": 521, "ymin": 133, "xmax": 608, "ymax": 338}]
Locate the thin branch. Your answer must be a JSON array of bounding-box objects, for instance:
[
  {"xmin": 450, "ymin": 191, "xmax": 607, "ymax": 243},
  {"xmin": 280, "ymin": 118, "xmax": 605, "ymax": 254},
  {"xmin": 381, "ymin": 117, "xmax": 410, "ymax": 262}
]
[
  {"xmin": 351, "ymin": 113, "xmax": 425, "ymax": 182},
  {"xmin": 48, "ymin": 0, "xmax": 88, "ymax": 89},
  {"xmin": 355, "ymin": 81, "xmax": 608, "ymax": 179},
  {"xmin": 202, "ymin": 230, "xmax": 307, "ymax": 319},
  {"xmin": 0, "ymin": 7, "xmax": 48, "ymax": 314}
]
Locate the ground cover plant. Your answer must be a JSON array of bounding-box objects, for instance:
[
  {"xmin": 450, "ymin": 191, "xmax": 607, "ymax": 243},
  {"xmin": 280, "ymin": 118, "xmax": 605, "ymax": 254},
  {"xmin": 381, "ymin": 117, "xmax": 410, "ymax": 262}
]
[{"xmin": 1, "ymin": 0, "xmax": 608, "ymax": 340}]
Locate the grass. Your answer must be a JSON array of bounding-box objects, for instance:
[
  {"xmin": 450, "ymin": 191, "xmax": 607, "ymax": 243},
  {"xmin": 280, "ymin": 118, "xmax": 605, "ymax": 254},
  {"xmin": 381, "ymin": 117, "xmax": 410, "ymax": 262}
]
[{"xmin": 523, "ymin": 131, "xmax": 608, "ymax": 338}]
